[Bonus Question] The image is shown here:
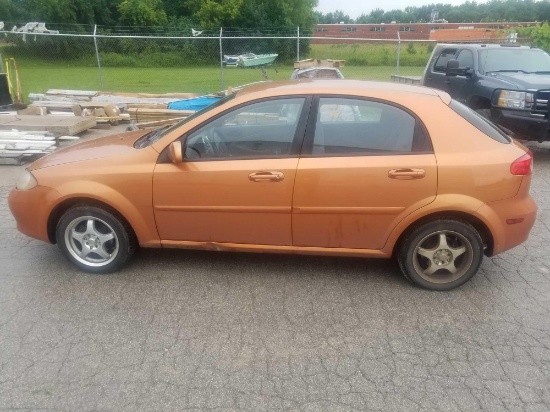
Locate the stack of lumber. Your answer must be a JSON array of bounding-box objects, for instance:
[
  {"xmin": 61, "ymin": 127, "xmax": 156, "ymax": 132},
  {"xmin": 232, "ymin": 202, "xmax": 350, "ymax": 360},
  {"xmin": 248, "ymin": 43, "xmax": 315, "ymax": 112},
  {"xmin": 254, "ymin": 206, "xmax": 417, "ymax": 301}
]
[
  {"xmin": 27, "ymin": 89, "xmax": 202, "ymax": 127},
  {"xmin": 128, "ymin": 108, "xmax": 195, "ymax": 123},
  {"xmin": 294, "ymin": 58, "xmax": 345, "ymax": 69},
  {"xmin": 29, "ymin": 89, "xmax": 98, "ymax": 103},
  {"xmin": 29, "ymin": 90, "xmax": 201, "ymax": 106},
  {"xmin": 0, "ymin": 115, "xmax": 96, "ymax": 135},
  {"xmin": 0, "ymin": 130, "xmax": 77, "ymax": 164}
]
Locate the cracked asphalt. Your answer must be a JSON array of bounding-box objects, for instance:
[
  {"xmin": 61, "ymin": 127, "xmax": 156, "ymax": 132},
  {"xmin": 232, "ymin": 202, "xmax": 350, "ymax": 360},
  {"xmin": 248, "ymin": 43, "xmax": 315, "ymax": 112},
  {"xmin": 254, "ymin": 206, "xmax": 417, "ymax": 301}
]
[{"xmin": 0, "ymin": 134, "xmax": 549, "ymax": 411}]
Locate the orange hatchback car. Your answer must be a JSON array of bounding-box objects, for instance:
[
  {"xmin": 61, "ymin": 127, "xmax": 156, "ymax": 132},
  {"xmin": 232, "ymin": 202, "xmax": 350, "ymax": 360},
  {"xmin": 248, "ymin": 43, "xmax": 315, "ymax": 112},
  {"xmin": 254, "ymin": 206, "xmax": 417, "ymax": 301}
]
[{"xmin": 9, "ymin": 80, "xmax": 537, "ymax": 290}]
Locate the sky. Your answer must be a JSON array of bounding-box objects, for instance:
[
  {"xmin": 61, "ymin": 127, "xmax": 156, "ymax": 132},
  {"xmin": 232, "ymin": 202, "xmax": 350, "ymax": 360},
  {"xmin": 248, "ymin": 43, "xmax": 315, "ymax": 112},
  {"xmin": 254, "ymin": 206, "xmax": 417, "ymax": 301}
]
[{"xmin": 315, "ymin": 0, "xmax": 487, "ymax": 18}]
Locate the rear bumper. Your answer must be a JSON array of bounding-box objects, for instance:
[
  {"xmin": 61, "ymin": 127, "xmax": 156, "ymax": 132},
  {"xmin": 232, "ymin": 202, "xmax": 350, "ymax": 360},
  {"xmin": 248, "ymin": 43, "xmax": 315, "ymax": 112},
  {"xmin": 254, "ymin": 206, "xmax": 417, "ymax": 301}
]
[
  {"xmin": 477, "ymin": 194, "xmax": 537, "ymax": 256},
  {"xmin": 8, "ymin": 186, "xmax": 61, "ymax": 243}
]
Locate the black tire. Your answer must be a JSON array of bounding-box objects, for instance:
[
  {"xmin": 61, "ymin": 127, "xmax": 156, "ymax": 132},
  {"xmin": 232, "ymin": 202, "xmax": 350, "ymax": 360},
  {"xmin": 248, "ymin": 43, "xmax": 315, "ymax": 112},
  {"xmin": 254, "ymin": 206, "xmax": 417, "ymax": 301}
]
[
  {"xmin": 56, "ymin": 205, "xmax": 136, "ymax": 274},
  {"xmin": 475, "ymin": 108, "xmax": 492, "ymax": 120},
  {"xmin": 397, "ymin": 219, "xmax": 484, "ymax": 291}
]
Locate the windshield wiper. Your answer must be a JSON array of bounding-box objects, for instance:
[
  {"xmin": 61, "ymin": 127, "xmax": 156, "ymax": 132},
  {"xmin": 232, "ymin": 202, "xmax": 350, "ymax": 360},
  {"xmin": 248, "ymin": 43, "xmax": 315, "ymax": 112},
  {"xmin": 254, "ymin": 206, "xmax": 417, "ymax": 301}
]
[
  {"xmin": 135, "ymin": 126, "xmax": 169, "ymax": 148},
  {"xmin": 531, "ymin": 71, "xmax": 550, "ymax": 74}
]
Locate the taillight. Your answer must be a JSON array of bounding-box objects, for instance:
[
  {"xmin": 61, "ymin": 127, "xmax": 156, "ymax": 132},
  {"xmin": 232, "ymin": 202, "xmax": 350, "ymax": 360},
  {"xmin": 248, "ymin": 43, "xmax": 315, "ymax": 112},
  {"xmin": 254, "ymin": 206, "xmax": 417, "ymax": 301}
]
[{"xmin": 510, "ymin": 150, "xmax": 533, "ymax": 175}]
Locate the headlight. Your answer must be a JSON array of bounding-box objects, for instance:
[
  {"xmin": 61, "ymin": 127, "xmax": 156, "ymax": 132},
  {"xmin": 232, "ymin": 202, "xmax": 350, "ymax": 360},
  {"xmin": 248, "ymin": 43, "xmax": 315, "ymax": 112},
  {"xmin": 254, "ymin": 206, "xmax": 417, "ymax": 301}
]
[
  {"xmin": 16, "ymin": 170, "xmax": 38, "ymax": 190},
  {"xmin": 494, "ymin": 90, "xmax": 534, "ymax": 109}
]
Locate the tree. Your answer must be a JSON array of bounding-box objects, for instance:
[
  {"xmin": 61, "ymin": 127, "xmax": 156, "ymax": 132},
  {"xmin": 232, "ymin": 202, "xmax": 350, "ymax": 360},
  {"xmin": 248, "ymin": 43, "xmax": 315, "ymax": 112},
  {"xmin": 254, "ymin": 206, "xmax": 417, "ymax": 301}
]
[
  {"xmin": 0, "ymin": 0, "xmax": 28, "ymax": 22},
  {"xmin": 192, "ymin": 0, "xmax": 243, "ymax": 27},
  {"xmin": 118, "ymin": 0, "xmax": 167, "ymax": 27},
  {"xmin": 316, "ymin": 10, "xmax": 353, "ymax": 24},
  {"xmin": 239, "ymin": 0, "xmax": 318, "ymax": 28},
  {"xmin": 517, "ymin": 22, "xmax": 550, "ymax": 51}
]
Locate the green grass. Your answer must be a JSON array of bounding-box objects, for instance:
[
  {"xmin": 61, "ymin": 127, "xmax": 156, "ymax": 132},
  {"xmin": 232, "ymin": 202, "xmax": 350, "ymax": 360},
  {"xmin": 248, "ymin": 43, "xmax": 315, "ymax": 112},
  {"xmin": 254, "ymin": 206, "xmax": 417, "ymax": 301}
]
[
  {"xmin": 310, "ymin": 43, "xmax": 433, "ymax": 66},
  {"xmin": 2, "ymin": 41, "xmax": 430, "ymax": 97},
  {"xmin": 13, "ymin": 60, "xmax": 424, "ymax": 98}
]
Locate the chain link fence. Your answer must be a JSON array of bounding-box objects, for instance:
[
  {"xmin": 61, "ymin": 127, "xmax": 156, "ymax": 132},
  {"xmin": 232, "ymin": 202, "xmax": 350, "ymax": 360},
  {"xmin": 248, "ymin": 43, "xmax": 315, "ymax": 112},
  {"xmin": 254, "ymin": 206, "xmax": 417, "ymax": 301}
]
[{"xmin": 0, "ymin": 23, "xmax": 532, "ymax": 99}]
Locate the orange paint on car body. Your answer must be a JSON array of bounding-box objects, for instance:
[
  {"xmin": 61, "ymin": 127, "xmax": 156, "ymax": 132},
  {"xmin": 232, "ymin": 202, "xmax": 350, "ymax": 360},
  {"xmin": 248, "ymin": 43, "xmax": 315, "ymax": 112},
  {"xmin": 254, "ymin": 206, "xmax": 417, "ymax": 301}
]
[{"xmin": 8, "ymin": 80, "xmax": 537, "ymax": 289}]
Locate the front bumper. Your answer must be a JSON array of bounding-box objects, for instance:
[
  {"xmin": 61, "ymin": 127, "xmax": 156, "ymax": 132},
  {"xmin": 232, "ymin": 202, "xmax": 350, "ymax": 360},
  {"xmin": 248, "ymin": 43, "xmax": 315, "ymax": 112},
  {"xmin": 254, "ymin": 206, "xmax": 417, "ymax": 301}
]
[
  {"xmin": 8, "ymin": 186, "xmax": 61, "ymax": 243},
  {"xmin": 492, "ymin": 108, "xmax": 549, "ymax": 141}
]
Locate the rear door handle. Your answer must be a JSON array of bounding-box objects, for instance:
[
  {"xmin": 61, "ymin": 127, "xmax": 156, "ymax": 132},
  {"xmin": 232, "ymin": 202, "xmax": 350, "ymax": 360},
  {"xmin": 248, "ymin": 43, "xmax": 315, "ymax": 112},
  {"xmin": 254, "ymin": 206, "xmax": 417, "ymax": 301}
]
[
  {"xmin": 248, "ymin": 171, "xmax": 284, "ymax": 182},
  {"xmin": 388, "ymin": 168, "xmax": 426, "ymax": 180},
  {"xmin": 444, "ymin": 80, "xmax": 451, "ymax": 84}
]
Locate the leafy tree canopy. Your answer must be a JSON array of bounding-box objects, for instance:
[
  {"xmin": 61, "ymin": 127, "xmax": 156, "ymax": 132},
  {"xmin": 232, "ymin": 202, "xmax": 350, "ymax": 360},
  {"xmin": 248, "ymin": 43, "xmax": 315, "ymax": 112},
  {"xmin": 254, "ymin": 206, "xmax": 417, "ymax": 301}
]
[
  {"xmin": 118, "ymin": 0, "xmax": 167, "ymax": 27},
  {"xmin": 2, "ymin": 0, "xmax": 549, "ymax": 30},
  {"xmin": 342, "ymin": 0, "xmax": 550, "ymax": 24}
]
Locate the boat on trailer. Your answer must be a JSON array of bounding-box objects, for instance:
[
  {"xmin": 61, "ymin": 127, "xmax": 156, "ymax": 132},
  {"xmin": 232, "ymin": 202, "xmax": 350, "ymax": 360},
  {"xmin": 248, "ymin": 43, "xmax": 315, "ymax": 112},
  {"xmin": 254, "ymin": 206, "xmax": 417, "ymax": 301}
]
[{"xmin": 236, "ymin": 53, "xmax": 278, "ymax": 67}]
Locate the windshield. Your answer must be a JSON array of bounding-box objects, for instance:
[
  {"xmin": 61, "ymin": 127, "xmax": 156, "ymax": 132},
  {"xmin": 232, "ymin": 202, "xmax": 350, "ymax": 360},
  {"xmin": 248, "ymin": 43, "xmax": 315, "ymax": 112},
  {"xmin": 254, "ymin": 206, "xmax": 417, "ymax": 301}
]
[
  {"xmin": 479, "ymin": 48, "xmax": 550, "ymax": 74},
  {"xmin": 134, "ymin": 92, "xmax": 236, "ymax": 148}
]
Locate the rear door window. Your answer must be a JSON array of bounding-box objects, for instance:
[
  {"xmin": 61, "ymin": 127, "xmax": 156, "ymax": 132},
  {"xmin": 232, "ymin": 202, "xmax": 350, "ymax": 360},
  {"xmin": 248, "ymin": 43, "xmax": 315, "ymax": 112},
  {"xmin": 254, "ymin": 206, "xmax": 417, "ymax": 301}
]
[
  {"xmin": 456, "ymin": 49, "xmax": 474, "ymax": 70},
  {"xmin": 308, "ymin": 97, "xmax": 432, "ymax": 155}
]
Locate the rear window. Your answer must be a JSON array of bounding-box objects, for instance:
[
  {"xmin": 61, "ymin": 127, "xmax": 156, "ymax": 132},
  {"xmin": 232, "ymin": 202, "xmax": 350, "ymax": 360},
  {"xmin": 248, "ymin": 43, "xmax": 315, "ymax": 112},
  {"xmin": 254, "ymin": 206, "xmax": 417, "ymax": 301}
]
[{"xmin": 450, "ymin": 100, "xmax": 510, "ymax": 143}]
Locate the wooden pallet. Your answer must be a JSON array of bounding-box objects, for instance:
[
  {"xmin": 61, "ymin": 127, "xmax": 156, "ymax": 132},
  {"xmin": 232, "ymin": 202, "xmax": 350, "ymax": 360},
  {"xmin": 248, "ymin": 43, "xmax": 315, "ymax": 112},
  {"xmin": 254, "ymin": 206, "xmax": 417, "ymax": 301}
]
[{"xmin": 0, "ymin": 115, "xmax": 96, "ymax": 135}]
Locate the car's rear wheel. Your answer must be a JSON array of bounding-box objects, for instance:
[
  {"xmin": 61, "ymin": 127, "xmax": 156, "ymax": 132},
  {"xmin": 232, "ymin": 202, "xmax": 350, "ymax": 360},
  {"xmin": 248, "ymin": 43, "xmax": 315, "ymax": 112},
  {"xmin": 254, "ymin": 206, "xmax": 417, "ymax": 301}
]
[
  {"xmin": 397, "ymin": 219, "xmax": 483, "ymax": 291},
  {"xmin": 56, "ymin": 206, "xmax": 136, "ymax": 273}
]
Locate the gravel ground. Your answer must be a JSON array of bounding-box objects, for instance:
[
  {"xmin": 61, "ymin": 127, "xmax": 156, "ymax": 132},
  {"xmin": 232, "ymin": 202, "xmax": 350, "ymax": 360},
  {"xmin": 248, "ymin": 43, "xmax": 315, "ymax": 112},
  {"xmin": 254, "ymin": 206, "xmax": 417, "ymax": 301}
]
[{"xmin": 0, "ymin": 129, "xmax": 549, "ymax": 411}]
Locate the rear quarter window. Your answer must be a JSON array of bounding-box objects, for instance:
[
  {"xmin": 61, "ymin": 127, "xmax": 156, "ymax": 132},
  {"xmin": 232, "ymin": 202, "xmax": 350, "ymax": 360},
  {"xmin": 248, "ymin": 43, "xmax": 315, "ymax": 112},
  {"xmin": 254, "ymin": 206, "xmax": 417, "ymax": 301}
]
[{"xmin": 450, "ymin": 100, "xmax": 511, "ymax": 143}]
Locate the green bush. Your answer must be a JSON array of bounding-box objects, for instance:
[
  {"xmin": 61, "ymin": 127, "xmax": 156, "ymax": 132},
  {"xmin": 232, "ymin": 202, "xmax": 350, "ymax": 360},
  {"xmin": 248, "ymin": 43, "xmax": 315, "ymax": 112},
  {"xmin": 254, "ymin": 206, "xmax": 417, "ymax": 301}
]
[
  {"xmin": 406, "ymin": 42, "xmax": 417, "ymax": 55},
  {"xmin": 516, "ymin": 23, "xmax": 550, "ymax": 52}
]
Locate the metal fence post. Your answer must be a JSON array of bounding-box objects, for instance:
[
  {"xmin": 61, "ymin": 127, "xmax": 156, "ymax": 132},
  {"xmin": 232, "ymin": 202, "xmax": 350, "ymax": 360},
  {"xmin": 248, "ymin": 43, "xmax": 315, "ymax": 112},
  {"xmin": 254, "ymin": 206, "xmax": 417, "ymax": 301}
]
[
  {"xmin": 396, "ymin": 32, "xmax": 401, "ymax": 76},
  {"xmin": 93, "ymin": 25, "xmax": 104, "ymax": 91},
  {"xmin": 297, "ymin": 26, "xmax": 300, "ymax": 61},
  {"xmin": 219, "ymin": 28, "xmax": 225, "ymax": 91}
]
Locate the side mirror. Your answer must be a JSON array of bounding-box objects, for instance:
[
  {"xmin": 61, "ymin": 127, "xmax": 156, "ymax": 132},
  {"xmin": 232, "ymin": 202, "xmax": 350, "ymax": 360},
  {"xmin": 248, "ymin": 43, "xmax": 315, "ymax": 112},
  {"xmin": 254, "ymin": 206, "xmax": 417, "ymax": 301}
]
[
  {"xmin": 446, "ymin": 59, "xmax": 460, "ymax": 76},
  {"xmin": 168, "ymin": 141, "xmax": 183, "ymax": 164},
  {"xmin": 446, "ymin": 59, "xmax": 473, "ymax": 77}
]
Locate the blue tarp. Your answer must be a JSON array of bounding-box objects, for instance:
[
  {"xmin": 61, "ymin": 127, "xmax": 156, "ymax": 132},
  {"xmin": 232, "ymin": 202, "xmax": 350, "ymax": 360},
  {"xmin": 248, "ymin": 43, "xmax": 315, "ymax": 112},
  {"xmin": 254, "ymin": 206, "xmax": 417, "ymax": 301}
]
[{"xmin": 168, "ymin": 96, "xmax": 221, "ymax": 111}]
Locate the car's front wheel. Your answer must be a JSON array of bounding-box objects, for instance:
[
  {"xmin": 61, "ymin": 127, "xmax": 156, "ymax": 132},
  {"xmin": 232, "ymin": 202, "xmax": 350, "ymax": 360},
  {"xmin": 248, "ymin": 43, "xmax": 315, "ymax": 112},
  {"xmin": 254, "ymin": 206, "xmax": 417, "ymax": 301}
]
[
  {"xmin": 397, "ymin": 219, "xmax": 484, "ymax": 291},
  {"xmin": 56, "ymin": 205, "xmax": 136, "ymax": 273}
]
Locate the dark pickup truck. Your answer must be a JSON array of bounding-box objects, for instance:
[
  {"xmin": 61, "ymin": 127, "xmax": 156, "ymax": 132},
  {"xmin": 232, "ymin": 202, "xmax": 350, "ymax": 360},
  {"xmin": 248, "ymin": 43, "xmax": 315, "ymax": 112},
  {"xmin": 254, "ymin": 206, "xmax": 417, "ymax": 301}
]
[{"xmin": 422, "ymin": 43, "xmax": 550, "ymax": 141}]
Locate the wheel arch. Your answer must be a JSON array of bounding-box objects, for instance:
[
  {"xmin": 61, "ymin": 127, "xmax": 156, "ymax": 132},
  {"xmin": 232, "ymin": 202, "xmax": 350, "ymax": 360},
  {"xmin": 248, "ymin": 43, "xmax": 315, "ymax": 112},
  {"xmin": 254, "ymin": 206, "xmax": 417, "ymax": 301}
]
[
  {"xmin": 392, "ymin": 210, "xmax": 494, "ymax": 259},
  {"xmin": 47, "ymin": 197, "xmax": 136, "ymax": 244},
  {"xmin": 469, "ymin": 95, "xmax": 491, "ymax": 110}
]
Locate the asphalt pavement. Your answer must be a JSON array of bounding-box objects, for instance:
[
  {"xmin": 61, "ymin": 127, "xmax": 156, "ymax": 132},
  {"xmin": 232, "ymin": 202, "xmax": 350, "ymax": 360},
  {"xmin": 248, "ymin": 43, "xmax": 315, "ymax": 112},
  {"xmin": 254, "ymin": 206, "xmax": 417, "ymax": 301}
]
[{"xmin": 0, "ymin": 133, "xmax": 549, "ymax": 411}]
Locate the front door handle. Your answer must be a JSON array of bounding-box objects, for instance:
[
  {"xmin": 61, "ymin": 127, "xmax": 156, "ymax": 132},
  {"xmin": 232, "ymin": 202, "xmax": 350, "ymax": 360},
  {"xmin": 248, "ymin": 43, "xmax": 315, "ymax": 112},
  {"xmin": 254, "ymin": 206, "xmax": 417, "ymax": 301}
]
[
  {"xmin": 248, "ymin": 171, "xmax": 284, "ymax": 182},
  {"xmin": 388, "ymin": 168, "xmax": 426, "ymax": 180}
]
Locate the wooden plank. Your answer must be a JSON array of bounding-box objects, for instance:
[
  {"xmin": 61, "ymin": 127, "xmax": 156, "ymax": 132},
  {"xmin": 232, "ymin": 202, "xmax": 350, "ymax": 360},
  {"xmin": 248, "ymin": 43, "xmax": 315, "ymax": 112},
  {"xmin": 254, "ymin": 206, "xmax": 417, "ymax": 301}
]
[
  {"xmin": 126, "ymin": 103, "xmax": 168, "ymax": 109},
  {"xmin": 294, "ymin": 59, "xmax": 345, "ymax": 69},
  {"xmin": 46, "ymin": 89, "xmax": 98, "ymax": 97},
  {"xmin": 136, "ymin": 118, "xmax": 181, "ymax": 129},
  {"xmin": 99, "ymin": 91, "xmax": 199, "ymax": 98},
  {"xmin": 0, "ymin": 115, "xmax": 96, "ymax": 136},
  {"xmin": 127, "ymin": 108, "xmax": 194, "ymax": 123},
  {"xmin": 29, "ymin": 93, "xmax": 92, "ymax": 103}
]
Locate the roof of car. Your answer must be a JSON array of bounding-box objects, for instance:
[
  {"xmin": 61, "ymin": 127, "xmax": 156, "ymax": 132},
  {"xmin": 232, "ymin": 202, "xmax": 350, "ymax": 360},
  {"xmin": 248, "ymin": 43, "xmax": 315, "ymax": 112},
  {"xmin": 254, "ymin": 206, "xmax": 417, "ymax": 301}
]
[
  {"xmin": 435, "ymin": 43, "xmax": 538, "ymax": 50},
  {"xmin": 235, "ymin": 79, "xmax": 441, "ymax": 98}
]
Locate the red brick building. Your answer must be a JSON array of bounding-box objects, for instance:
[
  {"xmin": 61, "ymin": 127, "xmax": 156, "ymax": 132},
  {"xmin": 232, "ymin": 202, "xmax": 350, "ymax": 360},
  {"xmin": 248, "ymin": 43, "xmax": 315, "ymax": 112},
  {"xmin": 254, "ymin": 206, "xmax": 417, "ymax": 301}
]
[{"xmin": 312, "ymin": 22, "xmax": 536, "ymax": 42}]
